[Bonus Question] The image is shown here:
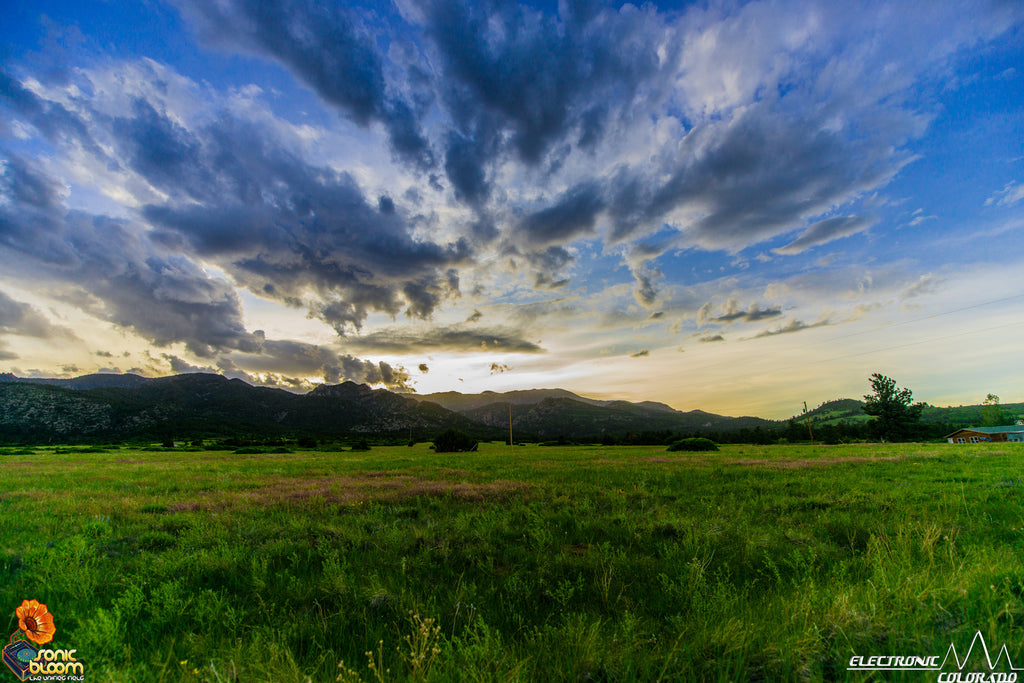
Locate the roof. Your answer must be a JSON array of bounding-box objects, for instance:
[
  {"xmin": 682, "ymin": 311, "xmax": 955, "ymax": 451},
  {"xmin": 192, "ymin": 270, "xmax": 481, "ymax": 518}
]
[{"xmin": 945, "ymin": 425, "xmax": 1024, "ymax": 437}]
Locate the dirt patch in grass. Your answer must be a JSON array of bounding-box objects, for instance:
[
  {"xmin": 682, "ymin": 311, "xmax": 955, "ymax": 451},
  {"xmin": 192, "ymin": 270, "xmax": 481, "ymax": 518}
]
[
  {"xmin": 166, "ymin": 473, "xmax": 530, "ymax": 511},
  {"xmin": 728, "ymin": 456, "xmax": 903, "ymax": 469}
]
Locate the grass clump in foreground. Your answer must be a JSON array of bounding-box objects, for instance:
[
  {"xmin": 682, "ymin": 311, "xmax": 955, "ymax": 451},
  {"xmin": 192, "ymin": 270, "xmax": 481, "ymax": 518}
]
[{"xmin": 2, "ymin": 441, "xmax": 1024, "ymax": 681}]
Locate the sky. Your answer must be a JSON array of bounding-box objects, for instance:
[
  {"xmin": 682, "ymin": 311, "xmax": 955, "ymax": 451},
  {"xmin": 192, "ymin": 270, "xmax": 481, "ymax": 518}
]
[{"xmin": 1, "ymin": 0, "xmax": 1022, "ymax": 419}]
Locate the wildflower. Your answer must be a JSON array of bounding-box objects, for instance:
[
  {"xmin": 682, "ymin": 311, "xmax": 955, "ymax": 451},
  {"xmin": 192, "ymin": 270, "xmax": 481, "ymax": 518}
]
[{"xmin": 16, "ymin": 599, "xmax": 56, "ymax": 645}]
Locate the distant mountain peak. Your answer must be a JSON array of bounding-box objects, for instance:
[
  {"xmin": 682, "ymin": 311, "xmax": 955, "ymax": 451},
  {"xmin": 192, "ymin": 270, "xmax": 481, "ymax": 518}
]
[{"xmin": 308, "ymin": 381, "xmax": 375, "ymax": 399}]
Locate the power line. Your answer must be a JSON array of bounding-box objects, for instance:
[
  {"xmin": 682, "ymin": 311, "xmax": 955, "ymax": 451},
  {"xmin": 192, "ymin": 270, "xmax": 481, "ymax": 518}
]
[
  {"xmin": 780, "ymin": 319, "xmax": 1024, "ymax": 371},
  {"xmin": 809, "ymin": 292, "xmax": 1024, "ymax": 346}
]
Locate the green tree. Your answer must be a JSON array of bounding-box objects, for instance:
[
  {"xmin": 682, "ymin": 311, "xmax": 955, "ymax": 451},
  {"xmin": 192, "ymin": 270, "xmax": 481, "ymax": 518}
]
[
  {"xmin": 981, "ymin": 393, "xmax": 1008, "ymax": 427},
  {"xmin": 862, "ymin": 373, "xmax": 924, "ymax": 442},
  {"xmin": 432, "ymin": 428, "xmax": 478, "ymax": 453}
]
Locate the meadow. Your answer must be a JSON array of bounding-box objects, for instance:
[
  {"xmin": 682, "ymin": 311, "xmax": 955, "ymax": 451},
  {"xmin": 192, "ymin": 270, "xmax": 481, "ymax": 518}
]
[{"xmin": 2, "ymin": 441, "xmax": 1024, "ymax": 682}]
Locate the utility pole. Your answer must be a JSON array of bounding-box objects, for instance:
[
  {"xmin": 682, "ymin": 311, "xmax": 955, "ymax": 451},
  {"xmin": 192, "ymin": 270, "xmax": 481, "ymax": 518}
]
[{"xmin": 803, "ymin": 401, "xmax": 814, "ymax": 446}]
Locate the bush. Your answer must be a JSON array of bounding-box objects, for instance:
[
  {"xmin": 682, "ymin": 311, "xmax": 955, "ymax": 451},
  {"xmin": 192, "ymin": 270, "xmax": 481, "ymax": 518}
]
[
  {"xmin": 350, "ymin": 439, "xmax": 371, "ymax": 451},
  {"xmin": 667, "ymin": 437, "xmax": 719, "ymax": 452},
  {"xmin": 433, "ymin": 429, "xmax": 479, "ymax": 453}
]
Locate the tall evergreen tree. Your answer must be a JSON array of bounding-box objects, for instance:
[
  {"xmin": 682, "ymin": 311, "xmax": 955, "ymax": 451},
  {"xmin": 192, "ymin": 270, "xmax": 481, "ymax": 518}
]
[{"xmin": 862, "ymin": 373, "xmax": 924, "ymax": 442}]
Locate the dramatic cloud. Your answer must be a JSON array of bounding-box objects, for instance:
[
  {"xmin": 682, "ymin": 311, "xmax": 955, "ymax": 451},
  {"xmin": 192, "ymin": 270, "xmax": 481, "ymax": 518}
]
[
  {"xmin": 518, "ymin": 182, "xmax": 605, "ymax": 247},
  {"xmin": 342, "ymin": 325, "xmax": 544, "ymax": 354},
  {"xmin": 606, "ymin": 104, "xmax": 912, "ymax": 251},
  {"xmin": 0, "ymin": 152, "xmax": 260, "ymax": 357},
  {"xmin": 174, "ymin": 0, "xmax": 434, "ymax": 169},
  {"xmin": 419, "ymin": 0, "xmax": 668, "ymax": 169},
  {"xmin": 132, "ymin": 112, "xmax": 470, "ymax": 331},
  {"xmin": 230, "ymin": 340, "xmax": 412, "ymax": 390},
  {"xmin": 2, "ymin": 1, "xmax": 1022, "ymax": 415}
]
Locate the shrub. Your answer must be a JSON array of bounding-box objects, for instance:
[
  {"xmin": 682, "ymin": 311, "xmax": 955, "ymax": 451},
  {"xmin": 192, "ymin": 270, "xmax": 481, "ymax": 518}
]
[
  {"xmin": 667, "ymin": 437, "xmax": 719, "ymax": 452},
  {"xmin": 433, "ymin": 429, "xmax": 479, "ymax": 453}
]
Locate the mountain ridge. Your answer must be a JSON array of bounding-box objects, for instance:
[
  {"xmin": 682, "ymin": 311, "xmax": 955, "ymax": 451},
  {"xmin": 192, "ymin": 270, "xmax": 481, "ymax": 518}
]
[
  {"xmin": 2, "ymin": 372, "xmax": 1016, "ymax": 444},
  {"xmin": 0, "ymin": 372, "xmax": 772, "ymax": 442}
]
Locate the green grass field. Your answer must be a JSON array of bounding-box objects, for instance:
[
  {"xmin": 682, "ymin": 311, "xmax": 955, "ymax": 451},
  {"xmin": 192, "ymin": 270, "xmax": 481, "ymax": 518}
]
[{"xmin": 3, "ymin": 441, "xmax": 1024, "ymax": 681}]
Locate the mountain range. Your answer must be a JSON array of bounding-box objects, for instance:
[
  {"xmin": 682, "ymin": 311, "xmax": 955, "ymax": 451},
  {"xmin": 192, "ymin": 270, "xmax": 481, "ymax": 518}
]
[
  {"xmin": 0, "ymin": 372, "xmax": 773, "ymax": 443},
  {"xmin": 2, "ymin": 372, "xmax": 1015, "ymax": 445}
]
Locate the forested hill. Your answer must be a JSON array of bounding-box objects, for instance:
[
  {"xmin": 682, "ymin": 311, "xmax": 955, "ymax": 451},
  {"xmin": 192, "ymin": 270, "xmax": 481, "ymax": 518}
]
[
  {"xmin": 0, "ymin": 373, "xmax": 490, "ymax": 443},
  {"xmin": 796, "ymin": 398, "xmax": 1024, "ymax": 428},
  {"xmin": 1, "ymin": 372, "xmax": 772, "ymax": 443}
]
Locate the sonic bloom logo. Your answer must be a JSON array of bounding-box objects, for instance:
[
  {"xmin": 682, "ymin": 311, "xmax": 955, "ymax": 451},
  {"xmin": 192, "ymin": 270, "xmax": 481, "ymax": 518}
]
[
  {"xmin": 15, "ymin": 602, "xmax": 55, "ymax": 648},
  {"xmin": 3, "ymin": 600, "xmax": 84, "ymax": 682}
]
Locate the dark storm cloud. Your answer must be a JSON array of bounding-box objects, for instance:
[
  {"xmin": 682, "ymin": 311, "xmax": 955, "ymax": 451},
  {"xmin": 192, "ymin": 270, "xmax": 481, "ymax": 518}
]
[
  {"xmin": 126, "ymin": 1, "xmax": 919, "ymax": 290},
  {"xmin": 0, "ymin": 151, "xmax": 65, "ymax": 210},
  {"xmin": 774, "ymin": 216, "xmax": 875, "ymax": 255},
  {"xmin": 0, "ymin": 289, "xmax": 77, "ymax": 340},
  {"xmin": 236, "ymin": 339, "xmax": 413, "ymax": 389},
  {"xmin": 4, "ymin": 58, "xmax": 473, "ymax": 344},
  {"xmin": 63, "ymin": 215, "xmax": 263, "ymax": 358},
  {"xmin": 163, "ymin": 353, "xmax": 376, "ymax": 392},
  {"xmin": 342, "ymin": 325, "xmax": 544, "ymax": 354},
  {"xmin": 630, "ymin": 349, "xmax": 649, "ymax": 357},
  {"xmin": 519, "ymin": 181, "xmax": 605, "ymax": 246},
  {"xmin": 0, "ymin": 151, "xmax": 68, "ymax": 255},
  {"xmin": 699, "ymin": 334, "xmax": 725, "ymax": 343},
  {"xmin": 132, "ymin": 114, "xmax": 470, "ymax": 330},
  {"xmin": 111, "ymin": 98, "xmax": 212, "ymax": 202},
  {"xmin": 409, "ymin": 0, "xmax": 671, "ymax": 208},
  {"xmin": 175, "ymin": 0, "xmax": 433, "ymax": 169},
  {"xmin": 0, "ymin": 151, "xmax": 261, "ymax": 358},
  {"xmin": 443, "ymin": 126, "xmax": 498, "ymax": 205},
  {"xmin": 0, "ymin": 69, "xmax": 105, "ymax": 159},
  {"xmin": 419, "ymin": 0, "xmax": 667, "ymax": 166},
  {"xmin": 608, "ymin": 105, "xmax": 910, "ymax": 249}
]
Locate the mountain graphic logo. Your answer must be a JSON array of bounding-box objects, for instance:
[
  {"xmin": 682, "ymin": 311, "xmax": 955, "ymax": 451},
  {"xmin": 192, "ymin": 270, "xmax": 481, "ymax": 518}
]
[
  {"xmin": 938, "ymin": 631, "xmax": 1021, "ymax": 672},
  {"xmin": 847, "ymin": 631, "xmax": 1022, "ymax": 678}
]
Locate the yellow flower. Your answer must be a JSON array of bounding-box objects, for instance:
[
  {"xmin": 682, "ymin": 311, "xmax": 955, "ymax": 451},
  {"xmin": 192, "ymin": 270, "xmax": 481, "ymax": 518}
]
[{"xmin": 16, "ymin": 599, "xmax": 56, "ymax": 645}]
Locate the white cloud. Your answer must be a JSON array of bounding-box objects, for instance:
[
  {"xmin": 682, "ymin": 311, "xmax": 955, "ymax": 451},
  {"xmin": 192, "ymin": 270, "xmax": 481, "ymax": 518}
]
[{"xmin": 986, "ymin": 181, "xmax": 1024, "ymax": 207}]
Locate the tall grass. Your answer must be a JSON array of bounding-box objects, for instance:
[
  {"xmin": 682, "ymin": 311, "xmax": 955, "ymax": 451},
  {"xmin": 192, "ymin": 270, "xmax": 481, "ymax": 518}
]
[{"xmin": 1, "ymin": 442, "xmax": 1023, "ymax": 680}]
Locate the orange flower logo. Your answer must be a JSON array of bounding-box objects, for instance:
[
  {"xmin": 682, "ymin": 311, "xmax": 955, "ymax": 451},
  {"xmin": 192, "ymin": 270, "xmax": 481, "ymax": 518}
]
[{"xmin": 15, "ymin": 599, "xmax": 56, "ymax": 645}]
